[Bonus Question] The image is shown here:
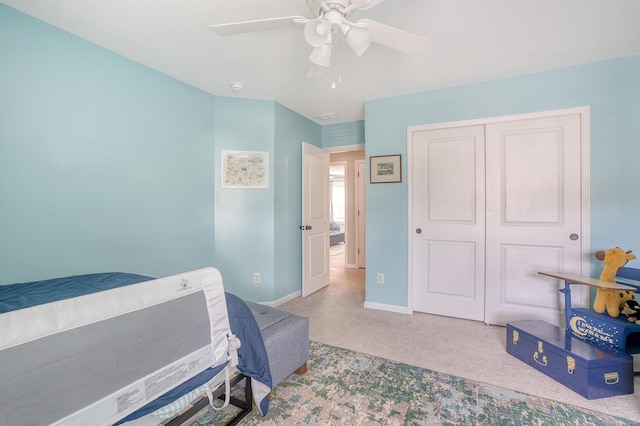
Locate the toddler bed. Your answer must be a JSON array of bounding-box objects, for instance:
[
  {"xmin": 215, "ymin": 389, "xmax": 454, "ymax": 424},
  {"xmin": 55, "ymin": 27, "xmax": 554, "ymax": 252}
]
[{"xmin": 0, "ymin": 268, "xmax": 272, "ymax": 426}]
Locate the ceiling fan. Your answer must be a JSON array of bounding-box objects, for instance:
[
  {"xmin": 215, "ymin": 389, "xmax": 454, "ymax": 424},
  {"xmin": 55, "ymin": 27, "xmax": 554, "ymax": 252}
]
[{"xmin": 210, "ymin": 0, "xmax": 432, "ymax": 73}]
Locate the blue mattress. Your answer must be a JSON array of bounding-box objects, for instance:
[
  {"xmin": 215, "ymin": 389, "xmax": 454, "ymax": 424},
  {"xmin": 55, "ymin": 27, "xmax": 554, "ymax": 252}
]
[{"xmin": 0, "ymin": 272, "xmax": 154, "ymax": 313}]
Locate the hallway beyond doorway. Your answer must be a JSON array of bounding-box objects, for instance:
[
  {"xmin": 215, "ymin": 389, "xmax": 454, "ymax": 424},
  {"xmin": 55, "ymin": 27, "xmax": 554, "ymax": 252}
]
[{"xmin": 328, "ymin": 242, "xmax": 365, "ymax": 305}]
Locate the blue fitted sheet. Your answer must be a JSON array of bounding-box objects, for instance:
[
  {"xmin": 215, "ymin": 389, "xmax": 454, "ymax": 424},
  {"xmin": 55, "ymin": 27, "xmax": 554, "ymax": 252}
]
[{"xmin": 0, "ymin": 272, "xmax": 154, "ymax": 313}]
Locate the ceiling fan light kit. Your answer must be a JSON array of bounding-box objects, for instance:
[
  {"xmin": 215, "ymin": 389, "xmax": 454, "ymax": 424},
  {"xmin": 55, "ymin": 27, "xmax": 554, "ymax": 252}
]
[
  {"xmin": 342, "ymin": 24, "xmax": 372, "ymax": 56},
  {"xmin": 210, "ymin": 0, "xmax": 431, "ymax": 73},
  {"xmin": 309, "ymin": 42, "xmax": 333, "ymax": 67},
  {"xmin": 304, "ymin": 19, "xmax": 331, "ymax": 47}
]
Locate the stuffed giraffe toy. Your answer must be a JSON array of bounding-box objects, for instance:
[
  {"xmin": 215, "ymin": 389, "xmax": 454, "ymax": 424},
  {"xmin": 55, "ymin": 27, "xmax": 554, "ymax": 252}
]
[{"xmin": 593, "ymin": 247, "xmax": 637, "ymax": 317}]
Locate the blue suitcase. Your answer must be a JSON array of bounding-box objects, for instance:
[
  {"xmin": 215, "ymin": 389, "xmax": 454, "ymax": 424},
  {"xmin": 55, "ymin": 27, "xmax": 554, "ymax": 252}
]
[{"xmin": 506, "ymin": 320, "xmax": 633, "ymax": 399}]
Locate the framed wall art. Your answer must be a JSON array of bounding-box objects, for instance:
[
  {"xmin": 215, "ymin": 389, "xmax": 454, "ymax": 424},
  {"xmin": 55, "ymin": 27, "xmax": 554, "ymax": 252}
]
[
  {"xmin": 221, "ymin": 150, "xmax": 269, "ymax": 189},
  {"xmin": 370, "ymin": 154, "xmax": 402, "ymax": 184}
]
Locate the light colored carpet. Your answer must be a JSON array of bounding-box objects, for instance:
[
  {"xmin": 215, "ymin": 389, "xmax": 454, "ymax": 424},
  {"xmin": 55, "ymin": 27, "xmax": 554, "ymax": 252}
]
[{"xmin": 277, "ymin": 249, "xmax": 640, "ymax": 423}]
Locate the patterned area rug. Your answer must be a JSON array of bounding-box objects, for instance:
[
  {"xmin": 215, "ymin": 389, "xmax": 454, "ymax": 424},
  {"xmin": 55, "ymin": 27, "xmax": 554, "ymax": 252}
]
[{"xmin": 186, "ymin": 342, "xmax": 636, "ymax": 425}]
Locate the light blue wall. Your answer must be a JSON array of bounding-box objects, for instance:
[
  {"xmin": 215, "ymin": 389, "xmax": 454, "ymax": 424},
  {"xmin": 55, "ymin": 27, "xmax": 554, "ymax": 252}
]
[
  {"xmin": 6, "ymin": 3, "xmax": 639, "ymax": 308},
  {"xmin": 275, "ymin": 103, "xmax": 322, "ymax": 299},
  {"xmin": 0, "ymin": 4, "xmax": 321, "ymax": 302},
  {"xmin": 212, "ymin": 97, "xmax": 276, "ymax": 301},
  {"xmin": 0, "ymin": 4, "xmax": 217, "ymax": 283},
  {"xmin": 211, "ymin": 99, "xmax": 320, "ymax": 302},
  {"xmin": 321, "ymin": 121, "xmax": 365, "ymax": 148},
  {"xmin": 364, "ymin": 55, "xmax": 640, "ymax": 308}
]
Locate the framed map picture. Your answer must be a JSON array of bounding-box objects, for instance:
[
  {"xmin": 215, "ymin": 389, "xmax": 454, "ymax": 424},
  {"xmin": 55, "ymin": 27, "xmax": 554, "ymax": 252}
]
[
  {"xmin": 370, "ymin": 154, "xmax": 402, "ymax": 184},
  {"xmin": 221, "ymin": 150, "xmax": 269, "ymax": 189}
]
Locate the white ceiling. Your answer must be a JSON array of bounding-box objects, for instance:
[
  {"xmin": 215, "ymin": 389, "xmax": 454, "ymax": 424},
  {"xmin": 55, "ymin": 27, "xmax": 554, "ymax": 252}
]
[{"xmin": 3, "ymin": 0, "xmax": 640, "ymax": 124}]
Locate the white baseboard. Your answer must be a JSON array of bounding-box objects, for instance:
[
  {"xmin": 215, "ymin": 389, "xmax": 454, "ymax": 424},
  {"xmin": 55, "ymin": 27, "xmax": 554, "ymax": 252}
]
[
  {"xmin": 260, "ymin": 290, "xmax": 302, "ymax": 307},
  {"xmin": 363, "ymin": 301, "xmax": 412, "ymax": 315}
]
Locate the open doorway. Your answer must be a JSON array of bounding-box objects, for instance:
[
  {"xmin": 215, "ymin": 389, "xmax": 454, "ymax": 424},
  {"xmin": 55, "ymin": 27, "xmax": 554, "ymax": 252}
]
[
  {"xmin": 329, "ymin": 162, "xmax": 347, "ymax": 269},
  {"xmin": 329, "ymin": 150, "xmax": 365, "ymax": 270}
]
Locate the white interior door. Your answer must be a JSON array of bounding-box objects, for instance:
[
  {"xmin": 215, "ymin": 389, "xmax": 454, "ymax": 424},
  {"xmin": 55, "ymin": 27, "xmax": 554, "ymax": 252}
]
[
  {"xmin": 410, "ymin": 125, "xmax": 486, "ymax": 321},
  {"xmin": 356, "ymin": 160, "xmax": 366, "ymax": 268},
  {"xmin": 302, "ymin": 142, "xmax": 330, "ymax": 297},
  {"xmin": 484, "ymin": 113, "xmax": 585, "ymax": 326}
]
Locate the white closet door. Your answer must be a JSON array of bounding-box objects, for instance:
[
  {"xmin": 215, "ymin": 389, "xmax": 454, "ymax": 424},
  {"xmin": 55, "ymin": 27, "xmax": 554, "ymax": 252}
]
[
  {"xmin": 484, "ymin": 114, "xmax": 584, "ymax": 326},
  {"xmin": 410, "ymin": 125, "xmax": 486, "ymax": 321}
]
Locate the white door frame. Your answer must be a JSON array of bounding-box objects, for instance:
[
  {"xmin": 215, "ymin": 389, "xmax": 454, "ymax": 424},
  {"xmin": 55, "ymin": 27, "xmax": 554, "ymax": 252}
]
[
  {"xmin": 355, "ymin": 159, "xmax": 366, "ymax": 268},
  {"xmin": 326, "ymin": 145, "xmax": 365, "ymax": 270},
  {"xmin": 407, "ymin": 106, "xmax": 591, "ymax": 313},
  {"xmin": 329, "ymin": 160, "xmax": 348, "ymax": 267}
]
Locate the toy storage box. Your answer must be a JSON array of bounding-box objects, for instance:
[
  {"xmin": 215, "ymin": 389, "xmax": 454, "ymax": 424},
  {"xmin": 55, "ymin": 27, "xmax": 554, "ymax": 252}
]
[{"xmin": 506, "ymin": 320, "xmax": 633, "ymax": 399}]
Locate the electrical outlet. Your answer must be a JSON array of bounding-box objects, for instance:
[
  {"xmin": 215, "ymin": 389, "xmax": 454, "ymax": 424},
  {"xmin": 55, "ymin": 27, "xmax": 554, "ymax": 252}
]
[
  {"xmin": 377, "ymin": 273, "xmax": 384, "ymax": 284},
  {"xmin": 253, "ymin": 272, "xmax": 261, "ymax": 284}
]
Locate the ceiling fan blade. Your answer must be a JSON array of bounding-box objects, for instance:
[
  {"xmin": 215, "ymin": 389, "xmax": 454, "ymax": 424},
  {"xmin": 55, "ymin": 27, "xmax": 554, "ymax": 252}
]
[
  {"xmin": 306, "ymin": 62, "xmax": 326, "ymax": 78},
  {"xmin": 357, "ymin": 19, "xmax": 432, "ymax": 55},
  {"xmin": 210, "ymin": 16, "xmax": 308, "ymax": 36},
  {"xmin": 350, "ymin": 0, "xmax": 386, "ymax": 11}
]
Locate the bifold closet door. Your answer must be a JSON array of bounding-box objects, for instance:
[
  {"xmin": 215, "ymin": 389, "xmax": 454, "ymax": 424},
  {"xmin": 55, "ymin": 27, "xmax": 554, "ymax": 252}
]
[
  {"xmin": 484, "ymin": 114, "xmax": 583, "ymax": 326},
  {"xmin": 410, "ymin": 125, "xmax": 486, "ymax": 321}
]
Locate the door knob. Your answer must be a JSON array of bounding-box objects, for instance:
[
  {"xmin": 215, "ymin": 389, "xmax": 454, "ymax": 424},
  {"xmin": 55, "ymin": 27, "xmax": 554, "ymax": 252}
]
[
  {"xmin": 306, "ymin": 225, "xmax": 312, "ymax": 230},
  {"xmin": 569, "ymin": 233, "xmax": 579, "ymax": 241},
  {"xmin": 416, "ymin": 228, "xmax": 422, "ymax": 234}
]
